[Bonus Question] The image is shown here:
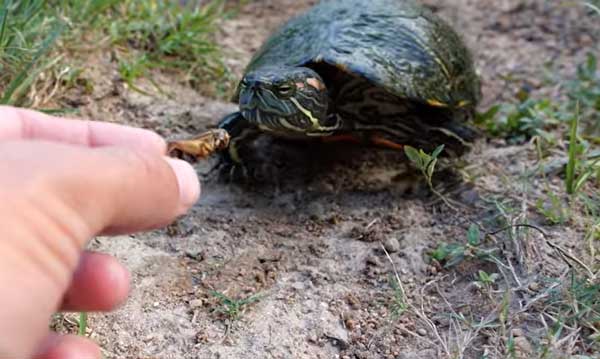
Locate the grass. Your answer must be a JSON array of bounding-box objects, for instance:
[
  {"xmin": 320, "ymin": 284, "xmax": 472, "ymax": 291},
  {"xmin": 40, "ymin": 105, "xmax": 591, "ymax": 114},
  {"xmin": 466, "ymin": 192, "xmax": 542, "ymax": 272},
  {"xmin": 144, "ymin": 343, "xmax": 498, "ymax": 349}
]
[
  {"xmin": 0, "ymin": 0, "xmax": 65, "ymax": 106},
  {"xmin": 0, "ymin": 0, "xmax": 234, "ymax": 109},
  {"xmin": 210, "ymin": 290, "xmax": 263, "ymax": 321},
  {"xmin": 91, "ymin": 0, "xmax": 232, "ymax": 95},
  {"xmin": 78, "ymin": 312, "xmax": 88, "ymax": 336},
  {"xmin": 536, "ymin": 191, "xmax": 570, "ymax": 225},
  {"xmin": 566, "ymin": 106, "xmax": 580, "ymax": 195},
  {"xmin": 388, "ymin": 274, "xmax": 408, "ymax": 320},
  {"xmin": 428, "ymin": 48, "xmax": 600, "ymax": 352}
]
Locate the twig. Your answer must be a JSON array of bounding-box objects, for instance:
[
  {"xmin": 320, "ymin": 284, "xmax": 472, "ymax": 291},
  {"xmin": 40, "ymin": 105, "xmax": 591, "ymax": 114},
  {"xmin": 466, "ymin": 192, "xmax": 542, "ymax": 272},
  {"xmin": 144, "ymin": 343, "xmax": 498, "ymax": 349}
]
[
  {"xmin": 516, "ymin": 269, "xmax": 568, "ymax": 314},
  {"xmin": 545, "ymin": 241, "xmax": 597, "ymax": 280},
  {"xmin": 487, "ymin": 224, "xmax": 549, "ymax": 239},
  {"xmin": 380, "ymin": 243, "xmax": 452, "ymax": 357}
]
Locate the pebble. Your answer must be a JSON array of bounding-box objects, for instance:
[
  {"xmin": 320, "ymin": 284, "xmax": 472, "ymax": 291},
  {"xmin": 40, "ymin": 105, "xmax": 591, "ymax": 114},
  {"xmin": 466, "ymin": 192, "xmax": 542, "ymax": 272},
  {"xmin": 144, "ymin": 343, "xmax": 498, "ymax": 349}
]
[
  {"xmin": 459, "ymin": 189, "xmax": 480, "ymax": 205},
  {"xmin": 417, "ymin": 328, "xmax": 427, "ymax": 336},
  {"xmin": 189, "ymin": 299, "xmax": 204, "ymax": 309},
  {"xmin": 513, "ymin": 336, "xmax": 533, "ymax": 354},
  {"xmin": 428, "ymin": 265, "xmax": 438, "ymax": 275},
  {"xmin": 383, "ymin": 237, "xmax": 401, "ymax": 253},
  {"xmin": 306, "ymin": 202, "xmax": 326, "ymax": 220},
  {"xmin": 511, "ymin": 328, "xmax": 525, "ymax": 337},
  {"xmin": 366, "ymin": 255, "xmax": 381, "ymax": 266},
  {"xmin": 528, "ymin": 282, "xmax": 540, "ymax": 291}
]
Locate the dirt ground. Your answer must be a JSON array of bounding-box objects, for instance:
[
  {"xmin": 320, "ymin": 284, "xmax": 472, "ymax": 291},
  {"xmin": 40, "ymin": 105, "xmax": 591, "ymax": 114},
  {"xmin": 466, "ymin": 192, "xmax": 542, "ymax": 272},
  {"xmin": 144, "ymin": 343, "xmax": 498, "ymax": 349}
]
[{"xmin": 55, "ymin": 1, "xmax": 599, "ymax": 358}]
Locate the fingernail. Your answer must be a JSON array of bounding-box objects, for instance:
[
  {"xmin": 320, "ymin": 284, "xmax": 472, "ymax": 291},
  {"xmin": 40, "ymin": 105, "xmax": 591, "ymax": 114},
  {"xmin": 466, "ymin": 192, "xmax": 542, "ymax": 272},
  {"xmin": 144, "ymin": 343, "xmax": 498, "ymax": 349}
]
[{"xmin": 165, "ymin": 158, "xmax": 201, "ymax": 210}]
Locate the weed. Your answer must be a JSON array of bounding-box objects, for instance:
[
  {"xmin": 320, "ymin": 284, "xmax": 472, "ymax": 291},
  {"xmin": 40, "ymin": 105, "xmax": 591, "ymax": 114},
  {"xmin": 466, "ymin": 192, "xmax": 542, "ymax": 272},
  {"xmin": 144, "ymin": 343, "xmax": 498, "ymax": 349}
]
[
  {"xmin": 430, "ymin": 223, "xmax": 500, "ymax": 268},
  {"xmin": 536, "ymin": 191, "xmax": 570, "ymax": 225},
  {"xmin": 388, "ymin": 274, "xmax": 408, "ymax": 320},
  {"xmin": 473, "ymin": 270, "xmax": 500, "ymax": 301},
  {"xmin": 98, "ymin": 0, "xmax": 230, "ymax": 95},
  {"xmin": 78, "ymin": 312, "xmax": 88, "ymax": 336},
  {"xmin": 474, "ymin": 270, "xmax": 500, "ymax": 290},
  {"xmin": 404, "ymin": 144, "xmax": 457, "ymax": 208},
  {"xmin": 564, "ymin": 53, "xmax": 600, "ymax": 136},
  {"xmin": 542, "ymin": 272, "xmax": 600, "ymax": 351},
  {"xmin": 210, "ymin": 290, "xmax": 262, "ymax": 321},
  {"xmin": 565, "ymin": 105, "xmax": 600, "ymax": 195},
  {"xmin": 0, "ymin": 0, "xmax": 234, "ymax": 107},
  {"xmin": 477, "ymin": 53, "xmax": 600, "ymax": 144},
  {"xmin": 0, "ymin": 0, "xmax": 65, "ymax": 106},
  {"xmin": 475, "ymin": 95, "xmax": 563, "ymax": 144}
]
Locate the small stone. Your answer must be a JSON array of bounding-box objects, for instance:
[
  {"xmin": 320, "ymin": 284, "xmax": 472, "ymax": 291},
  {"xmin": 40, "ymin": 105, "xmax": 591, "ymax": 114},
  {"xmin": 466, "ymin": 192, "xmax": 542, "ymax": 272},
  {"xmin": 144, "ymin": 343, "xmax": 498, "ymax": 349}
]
[
  {"xmin": 344, "ymin": 318, "xmax": 357, "ymax": 330},
  {"xmin": 528, "ymin": 282, "xmax": 540, "ymax": 292},
  {"xmin": 343, "ymin": 313, "xmax": 357, "ymax": 330},
  {"xmin": 428, "ymin": 266, "xmax": 438, "ymax": 275},
  {"xmin": 513, "ymin": 336, "xmax": 533, "ymax": 355},
  {"xmin": 189, "ymin": 299, "xmax": 204, "ymax": 309},
  {"xmin": 153, "ymin": 301, "xmax": 160, "ymax": 308},
  {"xmin": 459, "ymin": 189, "xmax": 480, "ymax": 205},
  {"xmin": 306, "ymin": 201, "xmax": 326, "ymax": 220},
  {"xmin": 511, "ymin": 328, "xmax": 525, "ymax": 337},
  {"xmin": 346, "ymin": 294, "xmax": 360, "ymax": 309},
  {"xmin": 383, "ymin": 237, "xmax": 400, "ymax": 253},
  {"xmin": 366, "ymin": 255, "xmax": 381, "ymax": 266},
  {"xmin": 417, "ymin": 328, "xmax": 427, "ymax": 336}
]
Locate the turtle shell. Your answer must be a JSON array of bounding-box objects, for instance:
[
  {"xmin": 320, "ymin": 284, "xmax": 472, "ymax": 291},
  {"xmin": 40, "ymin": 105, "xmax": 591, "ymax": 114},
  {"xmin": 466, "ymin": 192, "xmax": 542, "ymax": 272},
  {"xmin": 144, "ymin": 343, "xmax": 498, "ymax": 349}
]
[{"xmin": 238, "ymin": 0, "xmax": 480, "ymax": 110}]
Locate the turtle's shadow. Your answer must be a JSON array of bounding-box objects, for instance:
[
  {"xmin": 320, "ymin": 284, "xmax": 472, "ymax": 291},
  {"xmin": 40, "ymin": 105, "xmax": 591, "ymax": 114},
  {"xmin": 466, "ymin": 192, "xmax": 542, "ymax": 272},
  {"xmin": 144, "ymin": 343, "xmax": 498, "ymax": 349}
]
[{"xmin": 197, "ymin": 134, "xmax": 469, "ymax": 206}]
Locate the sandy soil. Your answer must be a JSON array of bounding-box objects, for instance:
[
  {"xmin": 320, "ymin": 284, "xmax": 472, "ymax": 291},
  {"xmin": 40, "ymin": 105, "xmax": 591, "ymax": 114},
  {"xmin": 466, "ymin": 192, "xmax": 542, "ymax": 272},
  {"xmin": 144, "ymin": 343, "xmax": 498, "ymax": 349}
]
[{"xmin": 53, "ymin": 1, "xmax": 599, "ymax": 358}]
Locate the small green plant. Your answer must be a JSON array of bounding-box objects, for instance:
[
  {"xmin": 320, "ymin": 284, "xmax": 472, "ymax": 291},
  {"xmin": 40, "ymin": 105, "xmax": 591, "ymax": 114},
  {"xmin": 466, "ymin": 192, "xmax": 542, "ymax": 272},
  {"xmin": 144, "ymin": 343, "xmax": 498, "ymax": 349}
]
[
  {"xmin": 77, "ymin": 312, "xmax": 88, "ymax": 336},
  {"xmin": 564, "ymin": 53, "xmax": 600, "ymax": 136},
  {"xmin": 473, "ymin": 270, "xmax": 500, "ymax": 299},
  {"xmin": 474, "ymin": 270, "xmax": 499, "ymax": 288},
  {"xmin": 475, "ymin": 94, "xmax": 563, "ymax": 143},
  {"xmin": 388, "ymin": 275, "xmax": 408, "ymax": 320},
  {"xmin": 565, "ymin": 106, "xmax": 600, "ymax": 195},
  {"xmin": 430, "ymin": 224, "xmax": 499, "ymax": 268},
  {"xmin": 210, "ymin": 291, "xmax": 262, "ymax": 321},
  {"xmin": 536, "ymin": 191, "xmax": 570, "ymax": 225},
  {"xmin": 404, "ymin": 144, "xmax": 454, "ymax": 207},
  {"xmin": 543, "ymin": 272, "xmax": 600, "ymax": 349}
]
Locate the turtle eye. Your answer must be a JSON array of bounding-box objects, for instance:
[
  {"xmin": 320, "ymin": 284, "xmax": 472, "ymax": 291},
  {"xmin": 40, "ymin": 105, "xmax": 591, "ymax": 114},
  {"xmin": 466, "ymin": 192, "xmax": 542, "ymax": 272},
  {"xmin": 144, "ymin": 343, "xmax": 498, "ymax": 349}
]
[{"xmin": 277, "ymin": 84, "xmax": 295, "ymax": 97}]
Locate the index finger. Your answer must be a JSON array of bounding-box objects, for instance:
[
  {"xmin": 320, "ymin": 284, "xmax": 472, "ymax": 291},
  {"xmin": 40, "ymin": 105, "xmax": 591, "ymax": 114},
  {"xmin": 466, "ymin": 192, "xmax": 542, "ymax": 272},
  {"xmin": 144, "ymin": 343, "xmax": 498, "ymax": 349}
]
[{"xmin": 0, "ymin": 106, "xmax": 166, "ymax": 154}]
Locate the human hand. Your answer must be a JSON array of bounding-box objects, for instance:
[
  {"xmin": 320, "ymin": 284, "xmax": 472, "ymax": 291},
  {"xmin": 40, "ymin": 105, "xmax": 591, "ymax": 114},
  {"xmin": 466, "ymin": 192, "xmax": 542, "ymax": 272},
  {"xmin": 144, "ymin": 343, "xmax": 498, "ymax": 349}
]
[{"xmin": 0, "ymin": 106, "xmax": 200, "ymax": 358}]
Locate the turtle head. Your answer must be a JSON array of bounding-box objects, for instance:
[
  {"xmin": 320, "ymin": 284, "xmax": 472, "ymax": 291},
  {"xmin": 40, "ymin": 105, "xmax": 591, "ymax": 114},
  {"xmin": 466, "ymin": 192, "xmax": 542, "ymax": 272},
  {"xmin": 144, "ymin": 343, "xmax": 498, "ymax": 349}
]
[{"xmin": 238, "ymin": 66, "xmax": 336, "ymax": 136}]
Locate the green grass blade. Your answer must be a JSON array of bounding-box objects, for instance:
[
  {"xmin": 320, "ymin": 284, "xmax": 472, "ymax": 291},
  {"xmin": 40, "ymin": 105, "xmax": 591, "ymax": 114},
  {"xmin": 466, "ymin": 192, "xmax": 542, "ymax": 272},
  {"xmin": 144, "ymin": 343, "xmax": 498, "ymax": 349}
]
[
  {"xmin": 566, "ymin": 104, "xmax": 580, "ymax": 195},
  {"xmin": 78, "ymin": 312, "xmax": 88, "ymax": 336},
  {"xmin": 0, "ymin": 20, "xmax": 64, "ymax": 104},
  {"xmin": 0, "ymin": 0, "xmax": 11, "ymax": 51},
  {"xmin": 585, "ymin": 2, "xmax": 600, "ymax": 15}
]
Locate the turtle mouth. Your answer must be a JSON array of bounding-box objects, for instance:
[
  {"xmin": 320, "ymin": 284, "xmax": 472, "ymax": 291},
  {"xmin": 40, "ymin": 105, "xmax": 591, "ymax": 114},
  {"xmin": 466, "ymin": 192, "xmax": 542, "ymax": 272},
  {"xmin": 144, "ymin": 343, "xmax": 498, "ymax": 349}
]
[{"xmin": 242, "ymin": 108, "xmax": 308, "ymax": 134}]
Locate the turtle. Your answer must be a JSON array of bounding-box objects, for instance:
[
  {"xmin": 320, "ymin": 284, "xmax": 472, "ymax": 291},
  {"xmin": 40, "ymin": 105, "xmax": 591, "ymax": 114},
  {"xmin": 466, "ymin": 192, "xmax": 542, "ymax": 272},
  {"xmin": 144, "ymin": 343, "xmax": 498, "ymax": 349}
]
[{"xmin": 174, "ymin": 0, "xmax": 481, "ymax": 170}]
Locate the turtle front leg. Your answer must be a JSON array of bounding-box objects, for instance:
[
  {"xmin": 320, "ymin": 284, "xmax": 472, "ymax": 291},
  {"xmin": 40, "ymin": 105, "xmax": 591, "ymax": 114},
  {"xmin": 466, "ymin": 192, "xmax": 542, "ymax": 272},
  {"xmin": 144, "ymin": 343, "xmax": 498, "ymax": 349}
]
[
  {"xmin": 167, "ymin": 129, "xmax": 230, "ymax": 160},
  {"xmin": 215, "ymin": 111, "xmax": 269, "ymax": 181},
  {"xmin": 217, "ymin": 111, "xmax": 262, "ymax": 164}
]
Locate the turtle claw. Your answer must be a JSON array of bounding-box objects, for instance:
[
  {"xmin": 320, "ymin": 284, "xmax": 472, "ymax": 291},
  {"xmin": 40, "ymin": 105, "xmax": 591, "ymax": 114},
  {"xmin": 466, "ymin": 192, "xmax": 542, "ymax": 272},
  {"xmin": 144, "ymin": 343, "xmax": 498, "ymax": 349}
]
[{"xmin": 167, "ymin": 129, "xmax": 230, "ymax": 160}]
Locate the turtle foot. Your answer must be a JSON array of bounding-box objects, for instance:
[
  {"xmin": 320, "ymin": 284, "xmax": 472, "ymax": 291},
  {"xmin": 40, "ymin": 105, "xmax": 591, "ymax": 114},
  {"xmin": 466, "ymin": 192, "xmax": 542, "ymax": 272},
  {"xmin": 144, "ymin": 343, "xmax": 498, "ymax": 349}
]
[{"xmin": 167, "ymin": 129, "xmax": 230, "ymax": 160}]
